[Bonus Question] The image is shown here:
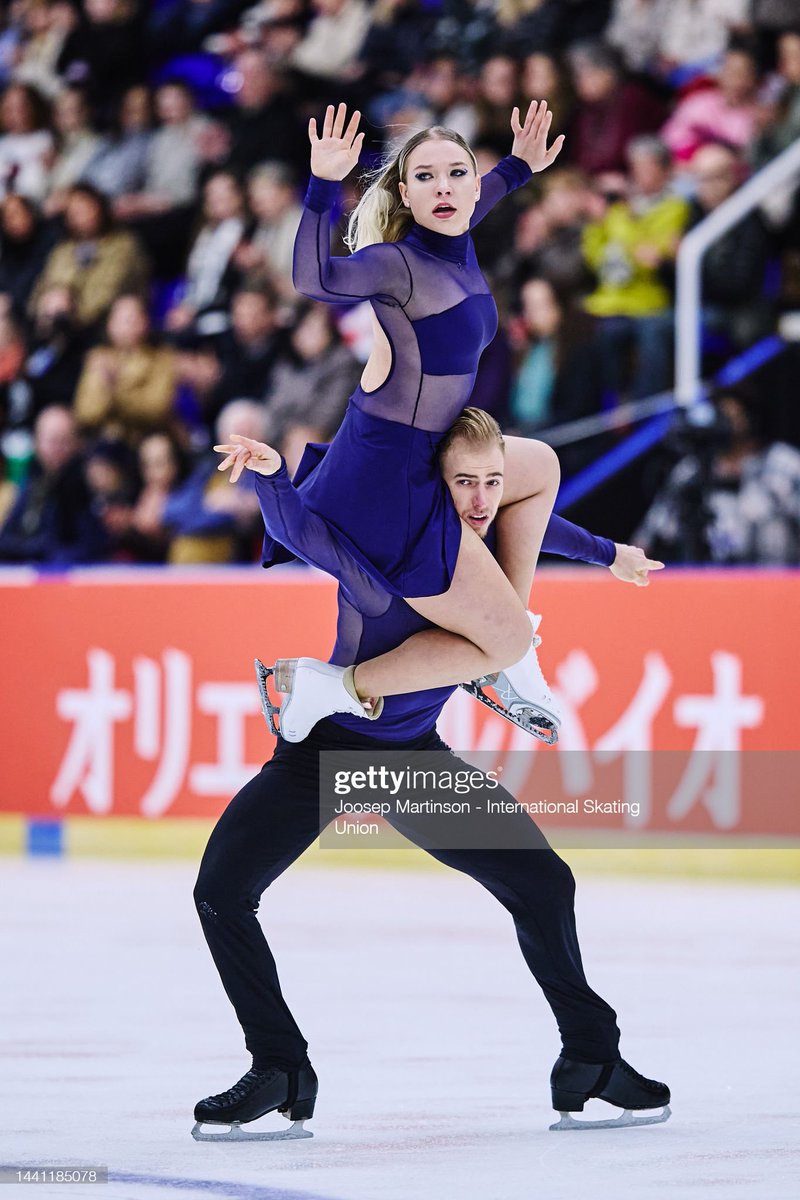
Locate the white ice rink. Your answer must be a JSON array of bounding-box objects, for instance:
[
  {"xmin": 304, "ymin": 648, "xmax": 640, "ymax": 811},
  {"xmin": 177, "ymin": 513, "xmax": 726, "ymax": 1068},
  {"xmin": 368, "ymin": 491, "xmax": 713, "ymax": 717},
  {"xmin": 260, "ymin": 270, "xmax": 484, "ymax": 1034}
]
[{"xmin": 2, "ymin": 857, "xmax": 799, "ymax": 1200}]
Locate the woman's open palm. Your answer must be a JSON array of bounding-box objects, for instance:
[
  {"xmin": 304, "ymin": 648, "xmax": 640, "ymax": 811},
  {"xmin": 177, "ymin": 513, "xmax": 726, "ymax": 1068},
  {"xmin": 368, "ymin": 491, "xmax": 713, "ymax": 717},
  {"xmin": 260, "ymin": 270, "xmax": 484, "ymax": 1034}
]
[
  {"xmin": 309, "ymin": 103, "xmax": 365, "ymax": 182},
  {"xmin": 510, "ymin": 100, "xmax": 565, "ymax": 174}
]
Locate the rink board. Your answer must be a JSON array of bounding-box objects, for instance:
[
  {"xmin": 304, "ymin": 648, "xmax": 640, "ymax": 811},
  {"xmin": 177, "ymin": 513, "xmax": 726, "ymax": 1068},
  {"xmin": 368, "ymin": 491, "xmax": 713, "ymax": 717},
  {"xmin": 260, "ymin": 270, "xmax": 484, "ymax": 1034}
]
[{"xmin": 2, "ymin": 566, "xmax": 799, "ymax": 876}]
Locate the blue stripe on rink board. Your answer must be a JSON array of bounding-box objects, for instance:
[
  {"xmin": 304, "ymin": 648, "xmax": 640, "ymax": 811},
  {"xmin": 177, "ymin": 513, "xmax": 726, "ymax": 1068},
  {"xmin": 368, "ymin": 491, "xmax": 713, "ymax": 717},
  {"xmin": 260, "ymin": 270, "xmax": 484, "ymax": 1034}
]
[
  {"xmin": 108, "ymin": 1172, "xmax": 342, "ymax": 1200},
  {"xmin": 555, "ymin": 411, "xmax": 675, "ymax": 512},
  {"xmin": 26, "ymin": 819, "xmax": 63, "ymax": 856}
]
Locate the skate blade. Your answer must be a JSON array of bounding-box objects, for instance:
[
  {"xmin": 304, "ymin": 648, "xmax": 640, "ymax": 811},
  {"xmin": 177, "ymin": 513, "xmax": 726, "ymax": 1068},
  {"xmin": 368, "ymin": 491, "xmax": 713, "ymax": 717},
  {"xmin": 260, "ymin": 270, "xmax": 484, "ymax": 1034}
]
[
  {"xmin": 191, "ymin": 1117, "xmax": 313, "ymax": 1141},
  {"xmin": 549, "ymin": 1104, "xmax": 671, "ymax": 1131},
  {"xmin": 254, "ymin": 659, "xmax": 282, "ymax": 737},
  {"xmin": 459, "ymin": 683, "xmax": 558, "ymax": 745}
]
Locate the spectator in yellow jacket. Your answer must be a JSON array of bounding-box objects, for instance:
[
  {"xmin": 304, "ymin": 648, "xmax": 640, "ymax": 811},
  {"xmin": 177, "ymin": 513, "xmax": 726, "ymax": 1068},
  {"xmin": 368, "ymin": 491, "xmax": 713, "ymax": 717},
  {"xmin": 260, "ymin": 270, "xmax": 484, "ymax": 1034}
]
[
  {"xmin": 30, "ymin": 183, "xmax": 148, "ymax": 332},
  {"xmin": 582, "ymin": 136, "xmax": 689, "ymax": 398},
  {"xmin": 74, "ymin": 294, "xmax": 176, "ymax": 445}
]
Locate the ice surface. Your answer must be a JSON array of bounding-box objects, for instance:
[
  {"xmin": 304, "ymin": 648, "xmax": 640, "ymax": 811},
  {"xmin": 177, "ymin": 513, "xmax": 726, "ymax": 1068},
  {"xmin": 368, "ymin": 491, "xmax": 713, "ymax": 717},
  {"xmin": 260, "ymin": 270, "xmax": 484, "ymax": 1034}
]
[{"xmin": 2, "ymin": 858, "xmax": 798, "ymax": 1200}]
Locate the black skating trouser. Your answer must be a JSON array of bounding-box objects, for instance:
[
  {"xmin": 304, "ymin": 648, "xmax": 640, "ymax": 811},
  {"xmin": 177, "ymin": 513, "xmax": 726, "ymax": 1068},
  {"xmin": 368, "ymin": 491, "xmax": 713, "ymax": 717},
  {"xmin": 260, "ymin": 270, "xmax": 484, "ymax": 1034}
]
[{"xmin": 194, "ymin": 719, "xmax": 621, "ymax": 1069}]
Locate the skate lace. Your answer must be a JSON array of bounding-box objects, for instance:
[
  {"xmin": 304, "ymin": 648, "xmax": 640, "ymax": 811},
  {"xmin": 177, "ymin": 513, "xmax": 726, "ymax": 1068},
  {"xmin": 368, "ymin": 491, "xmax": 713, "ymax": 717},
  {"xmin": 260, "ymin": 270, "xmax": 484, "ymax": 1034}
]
[
  {"xmin": 212, "ymin": 1067, "xmax": 280, "ymax": 1105},
  {"xmin": 616, "ymin": 1060, "xmax": 665, "ymax": 1092}
]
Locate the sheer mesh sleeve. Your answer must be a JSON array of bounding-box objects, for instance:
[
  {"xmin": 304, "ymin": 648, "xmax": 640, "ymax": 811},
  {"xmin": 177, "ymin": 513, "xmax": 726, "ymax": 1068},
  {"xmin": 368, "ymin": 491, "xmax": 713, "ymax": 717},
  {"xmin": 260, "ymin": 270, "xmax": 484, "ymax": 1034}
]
[
  {"xmin": 542, "ymin": 514, "xmax": 616, "ymax": 567},
  {"xmin": 293, "ymin": 176, "xmax": 413, "ymax": 305},
  {"xmin": 470, "ymin": 155, "xmax": 533, "ymax": 230}
]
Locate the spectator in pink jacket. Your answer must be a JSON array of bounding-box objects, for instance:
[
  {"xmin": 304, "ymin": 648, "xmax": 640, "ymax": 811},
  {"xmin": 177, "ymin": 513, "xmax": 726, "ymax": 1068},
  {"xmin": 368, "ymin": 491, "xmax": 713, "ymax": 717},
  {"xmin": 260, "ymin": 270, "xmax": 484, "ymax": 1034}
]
[{"xmin": 661, "ymin": 44, "xmax": 761, "ymax": 163}]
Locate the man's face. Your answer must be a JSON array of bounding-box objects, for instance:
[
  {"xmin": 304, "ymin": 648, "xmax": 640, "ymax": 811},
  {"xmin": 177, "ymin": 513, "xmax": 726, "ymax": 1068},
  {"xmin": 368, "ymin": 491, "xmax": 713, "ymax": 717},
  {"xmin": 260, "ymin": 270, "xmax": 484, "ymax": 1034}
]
[{"xmin": 441, "ymin": 437, "xmax": 504, "ymax": 539}]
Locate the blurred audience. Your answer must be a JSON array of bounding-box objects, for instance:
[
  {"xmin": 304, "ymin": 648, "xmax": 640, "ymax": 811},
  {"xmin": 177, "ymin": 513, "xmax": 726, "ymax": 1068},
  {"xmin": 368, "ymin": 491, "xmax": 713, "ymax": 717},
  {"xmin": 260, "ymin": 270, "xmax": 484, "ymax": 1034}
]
[
  {"xmin": 566, "ymin": 40, "xmax": 666, "ymax": 176},
  {"xmin": 635, "ymin": 385, "xmax": 800, "ymax": 564},
  {"xmin": 97, "ymin": 429, "xmax": 191, "ymax": 563},
  {"xmin": 508, "ymin": 275, "xmax": 603, "ymax": 436},
  {"xmin": 166, "ymin": 168, "xmax": 246, "ymax": 334},
  {"xmin": 0, "ymin": 404, "xmax": 106, "ymax": 564},
  {"xmin": 74, "ymin": 293, "xmax": 176, "ymax": 443},
  {"xmin": 0, "ymin": 81, "xmax": 53, "ymax": 201},
  {"xmin": 688, "ymin": 141, "xmax": 772, "ymax": 348},
  {"xmin": 180, "ymin": 280, "xmax": 285, "ymax": 424},
  {"xmin": 0, "ymin": 0, "xmax": 795, "ymax": 569},
  {"xmin": 582, "ymin": 136, "xmax": 689, "ymax": 398},
  {"xmin": 14, "ymin": 284, "xmax": 88, "ymax": 419},
  {"xmin": 163, "ymin": 398, "xmax": 265, "ymax": 563},
  {"xmin": 263, "ymin": 301, "xmax": 360, "ymax": 465},
  {"xmin": 31, "ymin": 182, "xmax": 147, "ymax": 330},
  {"xmin": 234, "ymin": 162, "xmax": 303, "ymax": 300},
  {"xmin": 661, "ymin": 42, "xmax": 761, "ymax": 163},
  {"xmin": 0, "ymin": 193, "xmax": 57, "ymax": 319},
  {"xmin": 80, "ymin": 83, "xmax": 153, "ymax": 200},
  {"xmin": 44, "ymin": 84, "xmax": 102, "ymax": 213}
]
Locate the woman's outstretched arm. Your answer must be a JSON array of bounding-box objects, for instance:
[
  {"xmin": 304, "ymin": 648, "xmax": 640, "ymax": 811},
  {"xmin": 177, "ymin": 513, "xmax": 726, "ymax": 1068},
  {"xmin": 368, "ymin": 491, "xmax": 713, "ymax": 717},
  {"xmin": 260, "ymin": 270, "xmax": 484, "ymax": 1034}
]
[
  {"xmin": 293, "ymin": 103, "xmax": 412, "ymax": 305},
  {"xmin": 470, "ymin": 100, "xmax": 565, "ymax": 230}
]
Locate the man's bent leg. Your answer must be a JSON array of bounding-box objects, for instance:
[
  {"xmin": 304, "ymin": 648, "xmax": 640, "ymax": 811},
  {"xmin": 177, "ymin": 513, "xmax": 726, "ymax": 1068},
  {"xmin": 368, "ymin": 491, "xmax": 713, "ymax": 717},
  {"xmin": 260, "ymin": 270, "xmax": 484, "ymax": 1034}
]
[
  {"xmin": 429, "ymin": 842, "xmax": 621, "ymax": 1062},
  {"xmin": 389, "ymin": 739, "xmax": 620, "ymax": 1063},
  {"xmin": 194, "ymin": 737, "xmax": 322, "ymax": 1067}
]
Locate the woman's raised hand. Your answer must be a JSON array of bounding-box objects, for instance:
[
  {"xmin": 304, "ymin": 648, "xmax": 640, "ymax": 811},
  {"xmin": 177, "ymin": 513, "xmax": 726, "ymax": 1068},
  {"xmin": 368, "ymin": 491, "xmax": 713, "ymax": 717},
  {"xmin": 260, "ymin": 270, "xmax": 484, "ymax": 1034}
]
[
  {"xmin": 510, "ymin": 100, "xmax": 565, "ymax": 174},
  {"xmin": 309, "ymin": 103, "xmax": 365, "ymax": 181},
  {"xmin": 214, "ymin": 434, "xmax": 282, "ymax": 481}
]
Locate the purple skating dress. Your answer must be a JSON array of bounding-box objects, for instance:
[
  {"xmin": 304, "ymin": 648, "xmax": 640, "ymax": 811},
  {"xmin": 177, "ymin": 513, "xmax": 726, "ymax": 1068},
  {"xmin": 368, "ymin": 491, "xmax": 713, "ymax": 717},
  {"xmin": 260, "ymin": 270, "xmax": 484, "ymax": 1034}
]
[{"xmin": 259, "ymin": 154, "xmax": 533, "ymax": 598}]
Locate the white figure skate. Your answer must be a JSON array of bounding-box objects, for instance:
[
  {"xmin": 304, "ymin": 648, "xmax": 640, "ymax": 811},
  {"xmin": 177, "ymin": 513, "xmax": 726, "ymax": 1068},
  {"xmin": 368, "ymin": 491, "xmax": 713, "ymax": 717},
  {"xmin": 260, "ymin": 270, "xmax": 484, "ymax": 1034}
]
[
  {"xmin": 257, "ymin": 657, "xmax": 383, "ymax": 743},
  {"xmin": 460, "ymin": 613, "xmax": 562, "ymax": 744}
]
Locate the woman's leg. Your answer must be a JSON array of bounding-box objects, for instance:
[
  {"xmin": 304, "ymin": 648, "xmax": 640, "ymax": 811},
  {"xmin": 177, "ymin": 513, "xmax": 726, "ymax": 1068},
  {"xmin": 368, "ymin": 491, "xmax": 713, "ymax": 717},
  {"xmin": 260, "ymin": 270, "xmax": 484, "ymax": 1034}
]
[
  {"xmin": 354, "ymin": 524, "xmax": 531, "ymax": 696},
  {"xmin": 352, "ymin": 439, "xmax": 559, "ymax": 698}
]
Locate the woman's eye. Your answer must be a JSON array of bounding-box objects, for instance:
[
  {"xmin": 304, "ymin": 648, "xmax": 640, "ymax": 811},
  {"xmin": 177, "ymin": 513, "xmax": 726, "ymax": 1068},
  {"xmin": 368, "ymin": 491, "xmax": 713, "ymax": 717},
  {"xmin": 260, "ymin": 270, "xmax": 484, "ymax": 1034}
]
[
  {"xmin": 414, "ymin": 172, "xmax": 432, "ymax": 181},
  {"xmin": 451, "ymin": 169, "xmax": 467, "ymax": 177}
]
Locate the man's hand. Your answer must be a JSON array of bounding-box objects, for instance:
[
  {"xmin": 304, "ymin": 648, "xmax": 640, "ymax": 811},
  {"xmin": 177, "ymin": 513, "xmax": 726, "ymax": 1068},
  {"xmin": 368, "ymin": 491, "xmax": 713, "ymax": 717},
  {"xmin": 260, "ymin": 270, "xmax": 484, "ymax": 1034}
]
[
  {"xmin": 609, "ymin": 543, "xmax": 665, "ymax": 586},
  {"xmin": 309, "ymin": 103, "xmax": 365, "ymax": 182},
  {"xmin": 510, "ymin": 100, "xmax": 565, "ymax": 174},
  {"xmin": 214, "ymin": 434, "xmax": 282, "ymax": 481}
]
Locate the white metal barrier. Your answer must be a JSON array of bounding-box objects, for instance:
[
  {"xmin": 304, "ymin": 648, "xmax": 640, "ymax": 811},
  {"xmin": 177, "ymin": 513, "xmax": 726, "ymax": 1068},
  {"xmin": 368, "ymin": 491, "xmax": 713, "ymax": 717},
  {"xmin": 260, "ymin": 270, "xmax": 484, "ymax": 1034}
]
[{"xmin": 674, "ymin": 137, "xmax": 800, "ymax": 406}]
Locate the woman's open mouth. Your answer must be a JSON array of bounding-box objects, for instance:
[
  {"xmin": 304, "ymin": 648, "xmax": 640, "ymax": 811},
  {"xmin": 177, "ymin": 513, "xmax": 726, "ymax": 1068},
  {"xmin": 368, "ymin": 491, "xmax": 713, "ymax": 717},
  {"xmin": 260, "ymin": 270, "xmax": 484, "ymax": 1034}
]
[{"xmin": 433, "ymin": 203, "xmax": 457, "ymax": 219}]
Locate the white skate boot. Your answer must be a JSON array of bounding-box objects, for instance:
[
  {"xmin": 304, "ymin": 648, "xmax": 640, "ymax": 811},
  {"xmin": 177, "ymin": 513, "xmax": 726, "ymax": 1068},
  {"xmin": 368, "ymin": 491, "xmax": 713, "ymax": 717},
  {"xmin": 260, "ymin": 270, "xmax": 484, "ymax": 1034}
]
[
  {"xmin": 265, "ymin": 657, "xmax": 384, "ymax": 743},
  {"xmin": 460, "ymin": 613, "xmax": 561, "ymax": 744}
]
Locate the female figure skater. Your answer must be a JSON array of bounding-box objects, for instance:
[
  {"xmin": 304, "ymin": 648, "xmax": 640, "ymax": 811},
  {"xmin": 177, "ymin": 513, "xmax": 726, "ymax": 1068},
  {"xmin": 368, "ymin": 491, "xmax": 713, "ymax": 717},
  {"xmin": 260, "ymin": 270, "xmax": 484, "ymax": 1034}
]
[{"xmin": 217, "ymin": 102, "xmax": 566, "ymax": 740}]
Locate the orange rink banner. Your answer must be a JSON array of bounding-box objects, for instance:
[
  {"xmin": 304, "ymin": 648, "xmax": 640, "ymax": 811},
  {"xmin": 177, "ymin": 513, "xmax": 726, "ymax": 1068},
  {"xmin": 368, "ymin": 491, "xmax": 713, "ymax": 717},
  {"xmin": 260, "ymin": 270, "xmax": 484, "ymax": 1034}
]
[{"xmin": 1, "ymin": 566, "xmax": 799, "ymax": 848}]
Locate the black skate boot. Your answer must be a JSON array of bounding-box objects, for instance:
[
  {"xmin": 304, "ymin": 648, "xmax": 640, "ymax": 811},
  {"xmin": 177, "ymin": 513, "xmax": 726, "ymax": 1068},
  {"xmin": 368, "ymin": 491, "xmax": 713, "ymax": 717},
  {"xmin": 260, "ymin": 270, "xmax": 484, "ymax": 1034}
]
[
  {"xmin": 192, "ymin": 1058, "xmax": 318, "ymax": 1141},
  {"xmin": 549, "ymin": 1056, "xmax": 671, "ymax": 1130}
]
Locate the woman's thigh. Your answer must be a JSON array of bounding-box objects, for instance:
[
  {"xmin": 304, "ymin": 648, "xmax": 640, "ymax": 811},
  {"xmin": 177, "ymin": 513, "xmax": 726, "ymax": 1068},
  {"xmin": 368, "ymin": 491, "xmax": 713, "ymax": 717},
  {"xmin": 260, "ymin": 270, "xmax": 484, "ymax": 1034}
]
[
  {"xmin": 406, "ymin": 520, "xmax": 530, "ymax": 656},
  {"xmin": 499, "ymin": 436, "xmax": 561, "ymax": 507}
]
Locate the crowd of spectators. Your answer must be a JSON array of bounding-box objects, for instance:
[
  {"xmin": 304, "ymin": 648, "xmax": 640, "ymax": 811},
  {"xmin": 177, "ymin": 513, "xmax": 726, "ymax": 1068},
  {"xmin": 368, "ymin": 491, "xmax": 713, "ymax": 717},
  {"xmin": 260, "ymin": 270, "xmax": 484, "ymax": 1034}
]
[{"xmin": 1, "ymin": 0, "xmax": 800, "ymax": 567}]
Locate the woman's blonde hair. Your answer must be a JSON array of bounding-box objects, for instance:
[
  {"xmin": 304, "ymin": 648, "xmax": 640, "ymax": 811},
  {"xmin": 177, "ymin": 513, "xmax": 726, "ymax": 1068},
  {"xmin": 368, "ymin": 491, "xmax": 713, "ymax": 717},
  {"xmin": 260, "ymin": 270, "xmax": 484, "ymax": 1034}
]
[{"xmin": 345, "ymin": 126, "xmax": 478, "ymax": 252}]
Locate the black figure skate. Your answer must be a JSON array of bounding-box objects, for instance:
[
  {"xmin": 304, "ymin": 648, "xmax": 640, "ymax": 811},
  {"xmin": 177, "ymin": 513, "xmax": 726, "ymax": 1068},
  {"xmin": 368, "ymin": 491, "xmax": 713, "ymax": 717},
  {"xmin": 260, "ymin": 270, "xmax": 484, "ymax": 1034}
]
[
  {"xmin": 192, "ymin": 1060, "xmax": 318, "ymax": 1141},
  {"xmin": 549, "ymin": 1056, "xmax": 671, "ymax": 1130}
]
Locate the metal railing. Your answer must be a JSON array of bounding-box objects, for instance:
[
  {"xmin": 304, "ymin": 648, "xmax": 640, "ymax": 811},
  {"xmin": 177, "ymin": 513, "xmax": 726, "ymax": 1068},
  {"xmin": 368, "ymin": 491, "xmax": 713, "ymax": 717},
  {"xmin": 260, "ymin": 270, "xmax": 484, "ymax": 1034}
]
[{"xmin": 674, "ymin": 136, "xmax": 800, "ymax": 406}]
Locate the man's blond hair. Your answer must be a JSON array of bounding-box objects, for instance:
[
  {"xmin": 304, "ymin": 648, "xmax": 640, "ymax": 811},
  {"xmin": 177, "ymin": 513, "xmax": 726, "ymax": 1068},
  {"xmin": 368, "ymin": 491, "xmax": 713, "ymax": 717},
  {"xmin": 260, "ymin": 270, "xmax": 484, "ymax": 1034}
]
[{"xmin": 439, "ymin": 407, "xmax": 505, "ymax": 460}]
